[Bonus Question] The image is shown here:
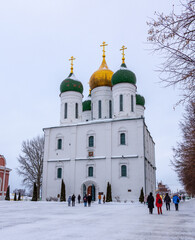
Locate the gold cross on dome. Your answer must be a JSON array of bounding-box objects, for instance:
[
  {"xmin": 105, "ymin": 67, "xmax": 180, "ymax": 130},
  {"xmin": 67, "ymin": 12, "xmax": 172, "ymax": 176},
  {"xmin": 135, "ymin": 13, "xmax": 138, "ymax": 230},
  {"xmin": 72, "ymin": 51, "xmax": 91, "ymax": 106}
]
[
  {"xmin": 69, "ymin": 56, "xmax": 76, "ymax": 73},
  {"xmin": 100, "ymin": 41, "xmax": 108, "ymax": 58},
  {"xmin": 120, "ymin": 45, "xmax": 127, "ymax": 64}
]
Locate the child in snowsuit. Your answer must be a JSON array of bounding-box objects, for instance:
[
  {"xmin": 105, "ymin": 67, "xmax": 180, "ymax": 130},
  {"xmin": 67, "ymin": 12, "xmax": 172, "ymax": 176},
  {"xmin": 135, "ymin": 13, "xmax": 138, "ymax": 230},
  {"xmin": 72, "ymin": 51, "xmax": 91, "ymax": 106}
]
[
  {"xmin": 156, "ymin": 193, "xmax": 163, "ymax": 214},
  {"xmin": 164, "ymin": 193, "xmax": 171, "ymax": 211}
]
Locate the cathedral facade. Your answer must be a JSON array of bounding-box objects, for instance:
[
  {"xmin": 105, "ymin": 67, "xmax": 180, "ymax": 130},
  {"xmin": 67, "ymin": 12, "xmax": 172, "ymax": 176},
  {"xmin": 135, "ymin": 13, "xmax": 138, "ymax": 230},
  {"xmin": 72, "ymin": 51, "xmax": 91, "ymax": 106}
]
[{"xmin": 42, "ymin": 43, "xmax": 156, "ymax": 202}]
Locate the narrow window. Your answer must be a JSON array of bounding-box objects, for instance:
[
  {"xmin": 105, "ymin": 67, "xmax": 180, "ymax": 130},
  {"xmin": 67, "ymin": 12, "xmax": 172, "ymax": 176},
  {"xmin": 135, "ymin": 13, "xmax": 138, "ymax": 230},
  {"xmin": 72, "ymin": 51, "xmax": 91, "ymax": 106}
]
[
  {"xmin": 88, "ymin": 167, "xmax": 93, "ymax": 177},
  {"xmin": 75, "ymin": 103, "xmax": 78, "ymax": 119},
  {"xmin": 121, "ymin": 165, "xmax": 127, "ymax": 177},
  {"xmin": 131, "ymin": 95, "xmax": 134, "ymax": 112},
  {"xmin": 91, "ymin": 103, "xmax": 93, "ymax": 119},
  {"xmin": 98, "ymin": 100, "xmax": 102, "ymax": 118},
  {"xmin": 120, "ymin": 133, "xmax": 126, "ymax": 145},
  {"xmin": 64, "ymin": 103, "xmax": 67, "ymax": 119},
  {"xmin": 89, "ymin": 136, "xmax": 94, "ymax": 147},
  {"xmin": 120, "ymin": 95, "xmax": 123, "ymax": 111},
  {"xmin": 57, "ymin": 168, "xmax": 62, "ymax": 178},
  {"xmin": 109, "ymin": 100, "xmax": 112, "ymax": 118},
  {"xmin": 57, "ymin": 139, "xmax": 62, "ymax": 149}
]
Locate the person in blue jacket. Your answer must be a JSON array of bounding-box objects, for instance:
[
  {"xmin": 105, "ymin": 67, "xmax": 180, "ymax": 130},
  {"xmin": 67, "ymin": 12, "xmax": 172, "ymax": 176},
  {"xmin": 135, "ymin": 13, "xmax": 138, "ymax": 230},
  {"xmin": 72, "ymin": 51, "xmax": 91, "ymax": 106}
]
[{"xmin": 173, "ymin": 194, "xmax": 180, "ymax": 211}]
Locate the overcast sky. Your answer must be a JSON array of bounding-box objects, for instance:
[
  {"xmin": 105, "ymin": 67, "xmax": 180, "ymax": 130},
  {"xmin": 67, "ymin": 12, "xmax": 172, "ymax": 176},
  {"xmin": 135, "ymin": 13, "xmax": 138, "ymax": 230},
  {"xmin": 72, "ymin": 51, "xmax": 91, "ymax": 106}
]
[{"xmin": 0, "ymin": 0, "xmax": 184, "ymax": 193}]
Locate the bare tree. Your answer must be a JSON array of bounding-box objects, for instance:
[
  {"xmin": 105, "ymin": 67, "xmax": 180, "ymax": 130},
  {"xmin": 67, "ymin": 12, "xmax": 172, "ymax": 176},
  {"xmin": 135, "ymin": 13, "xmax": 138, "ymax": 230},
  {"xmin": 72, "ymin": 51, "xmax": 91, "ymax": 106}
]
[
  {"xmin": 172, "ymin": 100, "xmax": 195, "ymax": 195},
  {"xmin": 147, "ymin": 0, "xmax": 195, "ymax": 104},
  {"xmin": 17, "ymin": 135, "xmax": 44, "ymax": 199}
]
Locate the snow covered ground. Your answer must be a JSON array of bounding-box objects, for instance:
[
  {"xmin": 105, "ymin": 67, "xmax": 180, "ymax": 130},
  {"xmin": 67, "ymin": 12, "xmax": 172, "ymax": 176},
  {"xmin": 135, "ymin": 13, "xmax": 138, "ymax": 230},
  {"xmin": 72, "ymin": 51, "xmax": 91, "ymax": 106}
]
[{"xmin": 0, "ymin": 199, "xmax": 194, "ymax": 240}]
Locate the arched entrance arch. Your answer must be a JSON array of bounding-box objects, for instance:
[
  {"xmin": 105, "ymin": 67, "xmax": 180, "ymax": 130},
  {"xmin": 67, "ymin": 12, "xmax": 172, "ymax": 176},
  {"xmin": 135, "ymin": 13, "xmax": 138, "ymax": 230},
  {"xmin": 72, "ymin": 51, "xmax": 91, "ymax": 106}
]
[{"xmin": 81, "ymin": 180, "xmax": 99, "ymax": 201}]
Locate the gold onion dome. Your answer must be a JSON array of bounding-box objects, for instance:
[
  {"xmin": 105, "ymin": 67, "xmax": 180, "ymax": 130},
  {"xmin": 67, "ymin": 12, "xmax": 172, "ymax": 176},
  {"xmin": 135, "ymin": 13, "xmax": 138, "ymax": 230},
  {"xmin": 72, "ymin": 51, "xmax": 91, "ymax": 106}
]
[{"xmin": 89, "ymin": 42, "xmax": 113, "ymax": 91}]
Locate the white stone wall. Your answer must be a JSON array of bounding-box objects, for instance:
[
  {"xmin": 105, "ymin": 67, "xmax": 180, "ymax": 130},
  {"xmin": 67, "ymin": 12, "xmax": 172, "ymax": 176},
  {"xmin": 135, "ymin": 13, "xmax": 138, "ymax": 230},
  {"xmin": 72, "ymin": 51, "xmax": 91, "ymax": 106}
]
[
  {"xmin": 112, "ymin": 83, "xmax": 137, "ymax": 119},
  {"xmin": 60, "ymin": 91, "xmax": 83, "ymax": 125},
  {"xmin": 136, "ymin": 105, "xmax": 145, "ymax": 118},
  {"xmin": 42, "ymin": 117, "xmax": 155, "ymax": 202},
  {"xmin": 144, "ymin": 125, "xmax": 156, "ymax": 196},
  {"xmin": 82, "ymin": 110, "xmax": 91, "ymax": 122},
  {"xmin": 91, "ymin": 86, "xmax": 112, "ymax": 120}
]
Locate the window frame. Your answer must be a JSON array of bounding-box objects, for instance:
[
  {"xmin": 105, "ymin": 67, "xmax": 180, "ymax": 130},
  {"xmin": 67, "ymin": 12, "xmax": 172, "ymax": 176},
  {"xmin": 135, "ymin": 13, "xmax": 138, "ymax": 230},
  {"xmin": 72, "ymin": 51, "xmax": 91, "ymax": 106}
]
[
  {"xmin": 120, "ymin": 133, "xmax": 126, "ymax": 145},
  {"xmin": 98, "ymin": 100, "xmax": 102, "ymax": 118},
  {"xmin": 57, "ymin": 138, "xmax": 62, "ymax": 150},
  {"xmin": 57, "ymin": 167, "xmax": 62, "ymax": 179},
  {"xmin": 88, "ymin": 135, "xmax": 94, "ymax": 147},
  {"xmin": 88, "ymin": 166, "xmax": 93, "ymax": 177},
  {"xmin": 75, "ymin": 103, "xmax": 78, "ymax": 119},
  {"xmin": 121, "ymin": 165, "xmax": 127, "ymax": 177},
  {"xmin": 64, "ymin": 103, "xmax": 68, "ymax": 119},
  {"xmin": 119, "ymin": 94, "xmax": 123, "ymax": 111},
  {"xmin": 131, "ymin": 95, "xmax": 134, "ymax": 112},
  {"xmin": 109, "ymin": 100, "xmax": 112, "ymax": 118}
]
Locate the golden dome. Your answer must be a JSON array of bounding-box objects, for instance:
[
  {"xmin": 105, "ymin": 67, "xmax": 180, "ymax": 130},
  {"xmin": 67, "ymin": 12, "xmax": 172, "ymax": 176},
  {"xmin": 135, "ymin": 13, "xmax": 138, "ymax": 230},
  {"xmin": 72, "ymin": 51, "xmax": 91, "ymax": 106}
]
[{"xmin": 89, "ymin": 41, "xmax": 113, "ymax": 91}]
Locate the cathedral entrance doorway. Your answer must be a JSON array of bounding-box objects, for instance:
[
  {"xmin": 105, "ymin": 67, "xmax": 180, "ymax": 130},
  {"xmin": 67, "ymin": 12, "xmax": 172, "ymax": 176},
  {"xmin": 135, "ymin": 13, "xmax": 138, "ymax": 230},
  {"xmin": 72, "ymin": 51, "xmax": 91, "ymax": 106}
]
[{"xmin": 82, "ymin": 181, "xmax": 98, "ymax": 201}]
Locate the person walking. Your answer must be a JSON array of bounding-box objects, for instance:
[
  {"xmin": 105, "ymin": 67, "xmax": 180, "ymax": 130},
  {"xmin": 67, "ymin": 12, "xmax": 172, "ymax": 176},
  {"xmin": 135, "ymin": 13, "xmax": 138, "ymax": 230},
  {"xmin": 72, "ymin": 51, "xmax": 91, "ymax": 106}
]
[
  {"xmin": 103, "ymin": 194, "xmax": 105, "ymax": 204},
  {"xmin": 156, "ymin": 193, "xmax": 163, "ymax": 214},
  {"xmin": 98, "ymin": 194, "xmax": 101, "ymax": 204},
  {"xmin": 164, "ymin": 193, "xmax": 171, "ymax": 211},
  {"xmin": 87, "ymin": 194, "xmax": 92, "ymax": 207},
  {"xmin": 83, "ymin": 194, "xmax": 87, "ymax": 207},
  {"xmin": 68, "ymin": 196, "xmax": 71, "ymax": 206},
  {"xmin": 78, "ymin": 194, "xmax": 81, "ymax": 204},
  {"xmin": 147, "ymin": 192, "xmax": 154, "ymax": 214},
  {"xmin": 72, "ymin": 194, "xmax": 76, "ymax": 207},
  {"xmin": 173, "ymin": 194, "xmax": 180, "ymax": 211}
]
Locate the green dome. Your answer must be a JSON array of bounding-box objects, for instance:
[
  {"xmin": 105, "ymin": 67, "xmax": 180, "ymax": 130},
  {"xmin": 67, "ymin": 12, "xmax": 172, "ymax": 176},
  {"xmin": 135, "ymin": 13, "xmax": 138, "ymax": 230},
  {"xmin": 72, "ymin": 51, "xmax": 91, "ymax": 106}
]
[
  {"xmin": 136, "ymin": 94, "xmax": 145, "ymax": 106},
  {"xmin": 60, "ymin": 73, "xmax": 83, "ymax": 94},
  {"xmin": 82, "ymin": 100, "xmax": 91, "ymax": 111},
  {"xmin": 111, "ymin": 63, "xmax": 136, "ymax": 86}
]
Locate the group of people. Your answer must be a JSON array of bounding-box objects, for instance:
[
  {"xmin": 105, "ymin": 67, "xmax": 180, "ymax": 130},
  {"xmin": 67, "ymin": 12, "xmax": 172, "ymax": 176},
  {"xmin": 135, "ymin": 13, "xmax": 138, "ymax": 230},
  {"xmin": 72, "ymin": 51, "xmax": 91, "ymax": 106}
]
[
  {"xmin": 67, "ymin": 194, "xmax": 94, "ymax": 207},
  {"xmin": 68, "ymin": 194, "xmax": 81, "ymax": 207},
  {"xmin": 146, "ymin": 192, "xmax": 181, "ymax": 214}
]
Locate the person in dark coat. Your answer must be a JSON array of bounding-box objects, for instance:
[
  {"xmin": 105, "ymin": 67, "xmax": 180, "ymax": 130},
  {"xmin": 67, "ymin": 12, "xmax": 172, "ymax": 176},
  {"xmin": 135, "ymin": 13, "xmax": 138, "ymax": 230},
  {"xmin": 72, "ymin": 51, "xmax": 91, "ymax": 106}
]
[
  {"xmin": 68, "ymin": 196, "xmax": 71, "ymax": 206},
  {"xmin": 87, "ymin": 194, "xmax": 92, "ymax": 207},
  {"xmin": 147, "ymin": 192, "xmax": 154, "ymax": 214},
  {"xmin": 78, "ymin": 194, "xmax": 81, "ymax": 204},
  {"xmin": 103, "ymin": 195, "xmax": 105, "ymax": 204},
  {"xmin": 164, "ymin": 193, "xmax": 171, "ymax": 211},
  {"xmin": 71, "ymin": 194, "xmax": 76, "ymax": 207},
  {"xmin": 156, "ymin": 193, "xmax": 163, "ymax": 214}
]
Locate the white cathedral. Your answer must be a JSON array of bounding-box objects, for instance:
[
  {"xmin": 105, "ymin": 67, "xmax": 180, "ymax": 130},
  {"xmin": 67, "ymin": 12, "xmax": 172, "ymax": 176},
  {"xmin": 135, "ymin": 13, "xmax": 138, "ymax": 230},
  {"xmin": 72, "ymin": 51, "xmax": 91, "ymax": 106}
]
[{"xmin": 42, "ymin": 43, "xmax": 156, "ymax": 202}]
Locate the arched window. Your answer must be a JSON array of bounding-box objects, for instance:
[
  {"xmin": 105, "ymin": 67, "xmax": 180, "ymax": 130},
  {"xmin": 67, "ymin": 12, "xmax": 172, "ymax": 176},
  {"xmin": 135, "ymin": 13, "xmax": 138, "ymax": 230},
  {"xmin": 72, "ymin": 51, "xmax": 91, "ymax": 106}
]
[
  {"xmin": 57, "ymin": 168, "xmax": 62, "ymax": 179},
  {"xmin": 89, "ymin": 136, "xmax": 94, "ymax": 147},
  {"xmin": 121, "ymin": 165, "xmax": 127, "ymax": 177},
  {"xmin": 57, "ymin": 139, "xmax": 62, "ymax": 149},
  {"xmin": 120, "ymin": 133, "xmax": 126, "ymax": 145},
  {"xmin": 120, "ymin": 94, "xmax": 123, "ymax": 111},
  {"xmin": 88, "ymin": 167, "xmax": 93, "ymax": 177},
  {"xmin": 75, "ymin": 103, "xmax": 78, "ymax": 119}
]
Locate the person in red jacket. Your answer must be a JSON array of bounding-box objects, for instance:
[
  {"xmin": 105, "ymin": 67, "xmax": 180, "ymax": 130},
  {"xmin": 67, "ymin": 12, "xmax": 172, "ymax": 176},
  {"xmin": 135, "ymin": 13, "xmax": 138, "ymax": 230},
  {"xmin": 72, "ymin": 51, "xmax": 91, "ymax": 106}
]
[{"xmin": 156, "ymin": 193, "xmax": 163, "ymax": 214}]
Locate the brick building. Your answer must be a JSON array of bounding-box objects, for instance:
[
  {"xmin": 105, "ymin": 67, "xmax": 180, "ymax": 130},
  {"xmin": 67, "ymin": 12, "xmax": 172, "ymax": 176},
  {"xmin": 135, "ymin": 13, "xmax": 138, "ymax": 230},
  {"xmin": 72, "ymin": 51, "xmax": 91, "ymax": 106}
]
[{"xmin": 0, "ymin": 155, "xmax": 11, "ymax": 199}]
